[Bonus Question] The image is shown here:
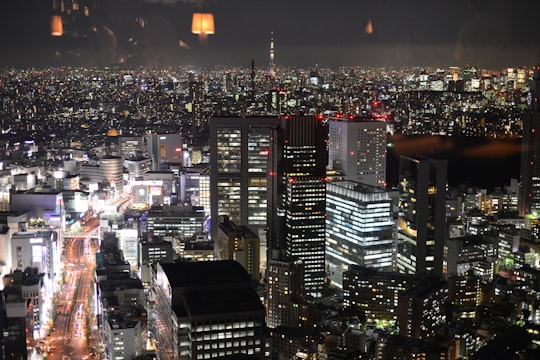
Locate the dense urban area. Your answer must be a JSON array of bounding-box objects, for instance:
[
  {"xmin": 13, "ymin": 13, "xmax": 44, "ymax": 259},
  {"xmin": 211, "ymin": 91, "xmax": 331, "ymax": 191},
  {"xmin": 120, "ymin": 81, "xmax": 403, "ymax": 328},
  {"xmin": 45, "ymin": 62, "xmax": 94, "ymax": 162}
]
[{"xmin": 0, "ymin": 62, "xmax": 539, "ymax": 360}]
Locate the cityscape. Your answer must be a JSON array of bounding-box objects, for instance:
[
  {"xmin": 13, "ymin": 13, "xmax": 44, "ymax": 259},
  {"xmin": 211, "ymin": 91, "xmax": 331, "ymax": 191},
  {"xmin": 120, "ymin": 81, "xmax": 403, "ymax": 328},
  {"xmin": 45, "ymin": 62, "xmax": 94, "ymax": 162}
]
[{"xmin": 1, "ymin": 1, "xmax": 540, "ymax": 360}]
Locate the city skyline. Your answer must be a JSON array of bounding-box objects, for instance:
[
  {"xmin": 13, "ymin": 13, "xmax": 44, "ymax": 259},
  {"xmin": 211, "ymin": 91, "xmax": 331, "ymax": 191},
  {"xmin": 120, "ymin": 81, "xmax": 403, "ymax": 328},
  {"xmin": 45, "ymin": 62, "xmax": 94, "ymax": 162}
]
[{"xmin": 1, "ymin": 0, "xmax": 539, "ymax": 69}]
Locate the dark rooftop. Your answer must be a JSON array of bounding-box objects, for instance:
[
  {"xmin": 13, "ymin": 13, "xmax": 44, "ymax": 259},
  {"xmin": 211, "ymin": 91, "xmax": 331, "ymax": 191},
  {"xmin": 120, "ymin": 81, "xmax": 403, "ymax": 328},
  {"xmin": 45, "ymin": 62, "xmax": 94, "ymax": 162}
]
[{"xmin": 160, "ymin": 260, "xmax": 253, "ymax": 288}]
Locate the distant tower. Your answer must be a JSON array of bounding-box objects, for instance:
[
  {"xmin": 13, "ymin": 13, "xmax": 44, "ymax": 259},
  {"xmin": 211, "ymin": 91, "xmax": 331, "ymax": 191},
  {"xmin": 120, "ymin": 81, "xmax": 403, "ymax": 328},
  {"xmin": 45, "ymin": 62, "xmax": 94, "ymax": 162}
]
[
  {"xmin": 189, "ymin": 78, "xmax": 205, "ymax": 129},
  {"xmin": 520, "ymin": 64, "xmax": 540, "ymax": 216},
  {"xmin": 251, "ymin": 58, "xmax": 256, "ymax": 97},
  {"xmin": 268, "ymin": 32, "xmax": 275, "ymax": 78}
]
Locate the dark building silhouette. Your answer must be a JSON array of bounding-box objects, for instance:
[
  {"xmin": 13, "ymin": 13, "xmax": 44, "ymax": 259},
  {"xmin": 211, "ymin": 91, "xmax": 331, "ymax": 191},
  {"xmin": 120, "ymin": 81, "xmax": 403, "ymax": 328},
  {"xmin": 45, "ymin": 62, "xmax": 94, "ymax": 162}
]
[
  {"xmin": 397, "ymin": 156, "xmax": 447, "ymax": 276},
  {"xmin": 520, "ymin": 65, "xmax": 540, "ymax": 216},
  {"xmin": 153, "ymin": 260, "xmax": 267, "ymax": 360}
]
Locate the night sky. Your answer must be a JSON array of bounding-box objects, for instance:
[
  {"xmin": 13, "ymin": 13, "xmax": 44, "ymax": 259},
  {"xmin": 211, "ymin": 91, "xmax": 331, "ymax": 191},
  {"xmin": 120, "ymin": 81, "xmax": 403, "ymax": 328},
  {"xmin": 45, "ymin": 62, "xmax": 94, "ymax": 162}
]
[{"xmin": 1, "ymin": 0, "xmax": 539, "ymax": 68}]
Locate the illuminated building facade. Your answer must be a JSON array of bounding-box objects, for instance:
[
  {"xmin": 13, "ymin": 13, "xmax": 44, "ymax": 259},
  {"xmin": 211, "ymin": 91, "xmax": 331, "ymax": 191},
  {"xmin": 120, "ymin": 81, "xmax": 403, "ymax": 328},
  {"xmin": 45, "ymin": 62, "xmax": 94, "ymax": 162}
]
[
  {"xmin": 343, "ymin": 265, "xmax": 417, "ymax": 324},
  {"xmin": 147, "ymin": 133, "xmax": 183, "ymax": 171},
  {"xmin": 448, "ymin": 272, "xmax": 483, "ymax": 320},
  {"xmin": 267, "ymin": 115, "xmax": 328, "ymax": 296},
  {"xmin": 145, "ymin": 205, "xmax": 205, "ymax": 241},
  {"xmin": 265, "ymin": 258, "xmax": 305, "ymax": 329},
  {"xmin": 217, "ymin": 216, "xmax": 261, "ymax": 281},
  {"xmin": 520, "ymin": 65, "xmax": 540, "ymax": 216},
  {"xmin": 326, "ymin": 180, "xmax": 396, "ymax": 288},
  {"xmin": 153, "ymin": 261, "xmax": 267, "ymax": 360},
  {"xmin": 100, "ymin": 155, "xmax": 124, "ymax": 195},
  {"xmin": 397, "ymin": 280, "xmax": 448, "ymax": 340},
  {"xmin": 328, "ymin": 115, "xmax": 387, "ymax": 187},
  {"xmin": 209, "ymin": 116, "xmax": 280, "ymax": 244},
  {"xmin": 446, "ymin": 234, "xmax": 497, "ymax": 282},
  {"xmin": 179, "ymin": 167, "xmax": 210, "ymax": 215},
  {"xmin": 119, "ymin": 135, "xmax": 146, "ymax": 159},
  {"xmin": 397, "ymin": 156, "xmax": 447, "ymax": 276},
  {"xmin": 124, "ymin": 157, "xmax": 152, "ymax": 181},
  {"xmin": 189, "ymin": 80, "xmax": 205, "ymax": 129}
]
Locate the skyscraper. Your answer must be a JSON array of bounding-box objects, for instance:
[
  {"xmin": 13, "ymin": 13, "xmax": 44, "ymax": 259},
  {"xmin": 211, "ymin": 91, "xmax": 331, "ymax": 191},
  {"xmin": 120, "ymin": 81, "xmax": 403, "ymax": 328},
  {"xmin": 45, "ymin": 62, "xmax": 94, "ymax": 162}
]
[
  {"xmin": 209, "ymin": 116, "xmax": 280, "ymax": 253},
  {"xmin": 267, "ymin": 115, "xmax": 328, "ymax": 296},
  {"xmin": 327, "ymin": 114, "xmax": 387, "ymax": 187},
  {"xmin": 520, "ymin": 65, "xmax": 540, "ymax": 216},
  {"xmin": 326, "ymin": 180, "xmax": 396, "ymax": 287},
  {"xmin": 265, "ymin": 258, "xmax": 305, "ymax": 328},
  {"xmin": 396, "ymin": 156, "xmax": 447, "ymax": 276}
]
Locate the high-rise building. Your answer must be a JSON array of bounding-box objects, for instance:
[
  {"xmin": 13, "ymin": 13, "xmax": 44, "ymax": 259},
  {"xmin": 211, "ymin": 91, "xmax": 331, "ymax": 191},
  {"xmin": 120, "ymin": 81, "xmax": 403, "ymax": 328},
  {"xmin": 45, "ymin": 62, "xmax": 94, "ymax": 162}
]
[
  {"xmin": 396, "ymin": 156, "xmax": 447, "ymax": 276},
  {"xmin": 520, "ymin": 65, "xmax": 540, "ymax": 216},
  {"xmin": 267, "ymin": 115, "xmax": 328, "ymax": 296},
  {"xmin": 189, "ymin": 79, "xmax": 205, "ymax": 129},
  {"xmin": 209, "ymin": 116, "xmax": 280, "ymax": 246},
  {"xmin": 153, "ymin": 260, "xmax": 267, "ymax": 360},
  {"xmin": 265, "ymin": 258, "xmax": 305, "ymax": 329},
  {"xmin": 147, "ymin": 133, "xmax": 183, "ymax": 171},
  {"xmin": 326, "ymin": 180, "xmax": 396, "ymax": 287},
  {"xmin": 328, "ymin": 114, "xmax": 387, "ymax": 187}
]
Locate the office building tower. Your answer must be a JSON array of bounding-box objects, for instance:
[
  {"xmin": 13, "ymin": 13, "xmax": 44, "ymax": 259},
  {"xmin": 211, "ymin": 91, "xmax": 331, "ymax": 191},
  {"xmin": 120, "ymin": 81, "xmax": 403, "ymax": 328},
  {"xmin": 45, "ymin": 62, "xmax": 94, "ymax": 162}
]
[
  {"xmin": 209, "ymin": 116, "xmax": 280, "ymax": 245},
  {"xmin": 267, "ymin": 115, "xmax": 328, "ymax": 296},
  {"xmin": 147, "ymin": 133, "xmax": 183, "ymax": 171},
  {"xmin": 397, "ymin": 156, "xmax": 447, "ymax": 276},
  {"xmin": 520, "ymin": 65, "xmax": 540, "ymax": 216},
  {"xmin": 124, "ymin": 157, "xmax": 152, "ymax": 181},
  {"xmin": 326, "ymin": 181, "xmax": 396, "ymax": 287},
  {"xmin": 265, "ymin": 258, "xmax": 305, "ymax": 329},
  {"xmin": 189, "ymin": 79, "xmax": 205, "ymax": 129},
  {"xmin": 397, "ymin": 279, "xmax": 448, "ymax": 340},
  {"xmin": 153, "ymin": 260, "xmax": 267, "ymax": 360},
  {"xmin": 328, "ymin": 114, "xmax": 387, "ymax": 187}
]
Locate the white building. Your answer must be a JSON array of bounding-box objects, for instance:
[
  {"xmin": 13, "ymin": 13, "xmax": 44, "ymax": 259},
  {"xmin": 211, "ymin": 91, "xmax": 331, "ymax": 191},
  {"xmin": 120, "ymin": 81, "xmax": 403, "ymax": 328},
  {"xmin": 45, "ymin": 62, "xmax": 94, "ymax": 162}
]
[{"xmin": 328, "ymin": 115, "xmax": 387, "ymax": 188}]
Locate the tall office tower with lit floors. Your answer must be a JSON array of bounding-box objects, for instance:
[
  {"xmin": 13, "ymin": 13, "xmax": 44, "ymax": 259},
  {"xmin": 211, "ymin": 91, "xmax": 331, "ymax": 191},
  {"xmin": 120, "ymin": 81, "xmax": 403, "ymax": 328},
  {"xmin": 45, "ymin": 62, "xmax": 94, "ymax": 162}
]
[
  {"xmin": 267, "ymin": 115, "xmax": 328, "ymax": 297},
  {"xmin": 209, "ymin": 116, "xmax": 281, "ymax": 267},
  {"xmin": 327, "ymin": 114, "xmax": 387, "ymax": 188},
  {"xmin": 326, "ymin": 181, "xmax": 396, "ymax": 288},
  {"xmin": 520, "ymin": 65, "xmax": 540, "ymax": 217},
  {"xmin": 397, "ymin": 156, "xmax": 447, "ymax": 276}
]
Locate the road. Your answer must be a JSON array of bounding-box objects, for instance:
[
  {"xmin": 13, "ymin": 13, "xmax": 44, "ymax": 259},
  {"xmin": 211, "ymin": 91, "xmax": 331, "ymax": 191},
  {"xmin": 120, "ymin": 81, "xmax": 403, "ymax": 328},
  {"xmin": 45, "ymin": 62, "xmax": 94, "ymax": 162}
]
[{"xmin": 45, "ymin": 234, "xmax": 101, "ymax": 360}]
